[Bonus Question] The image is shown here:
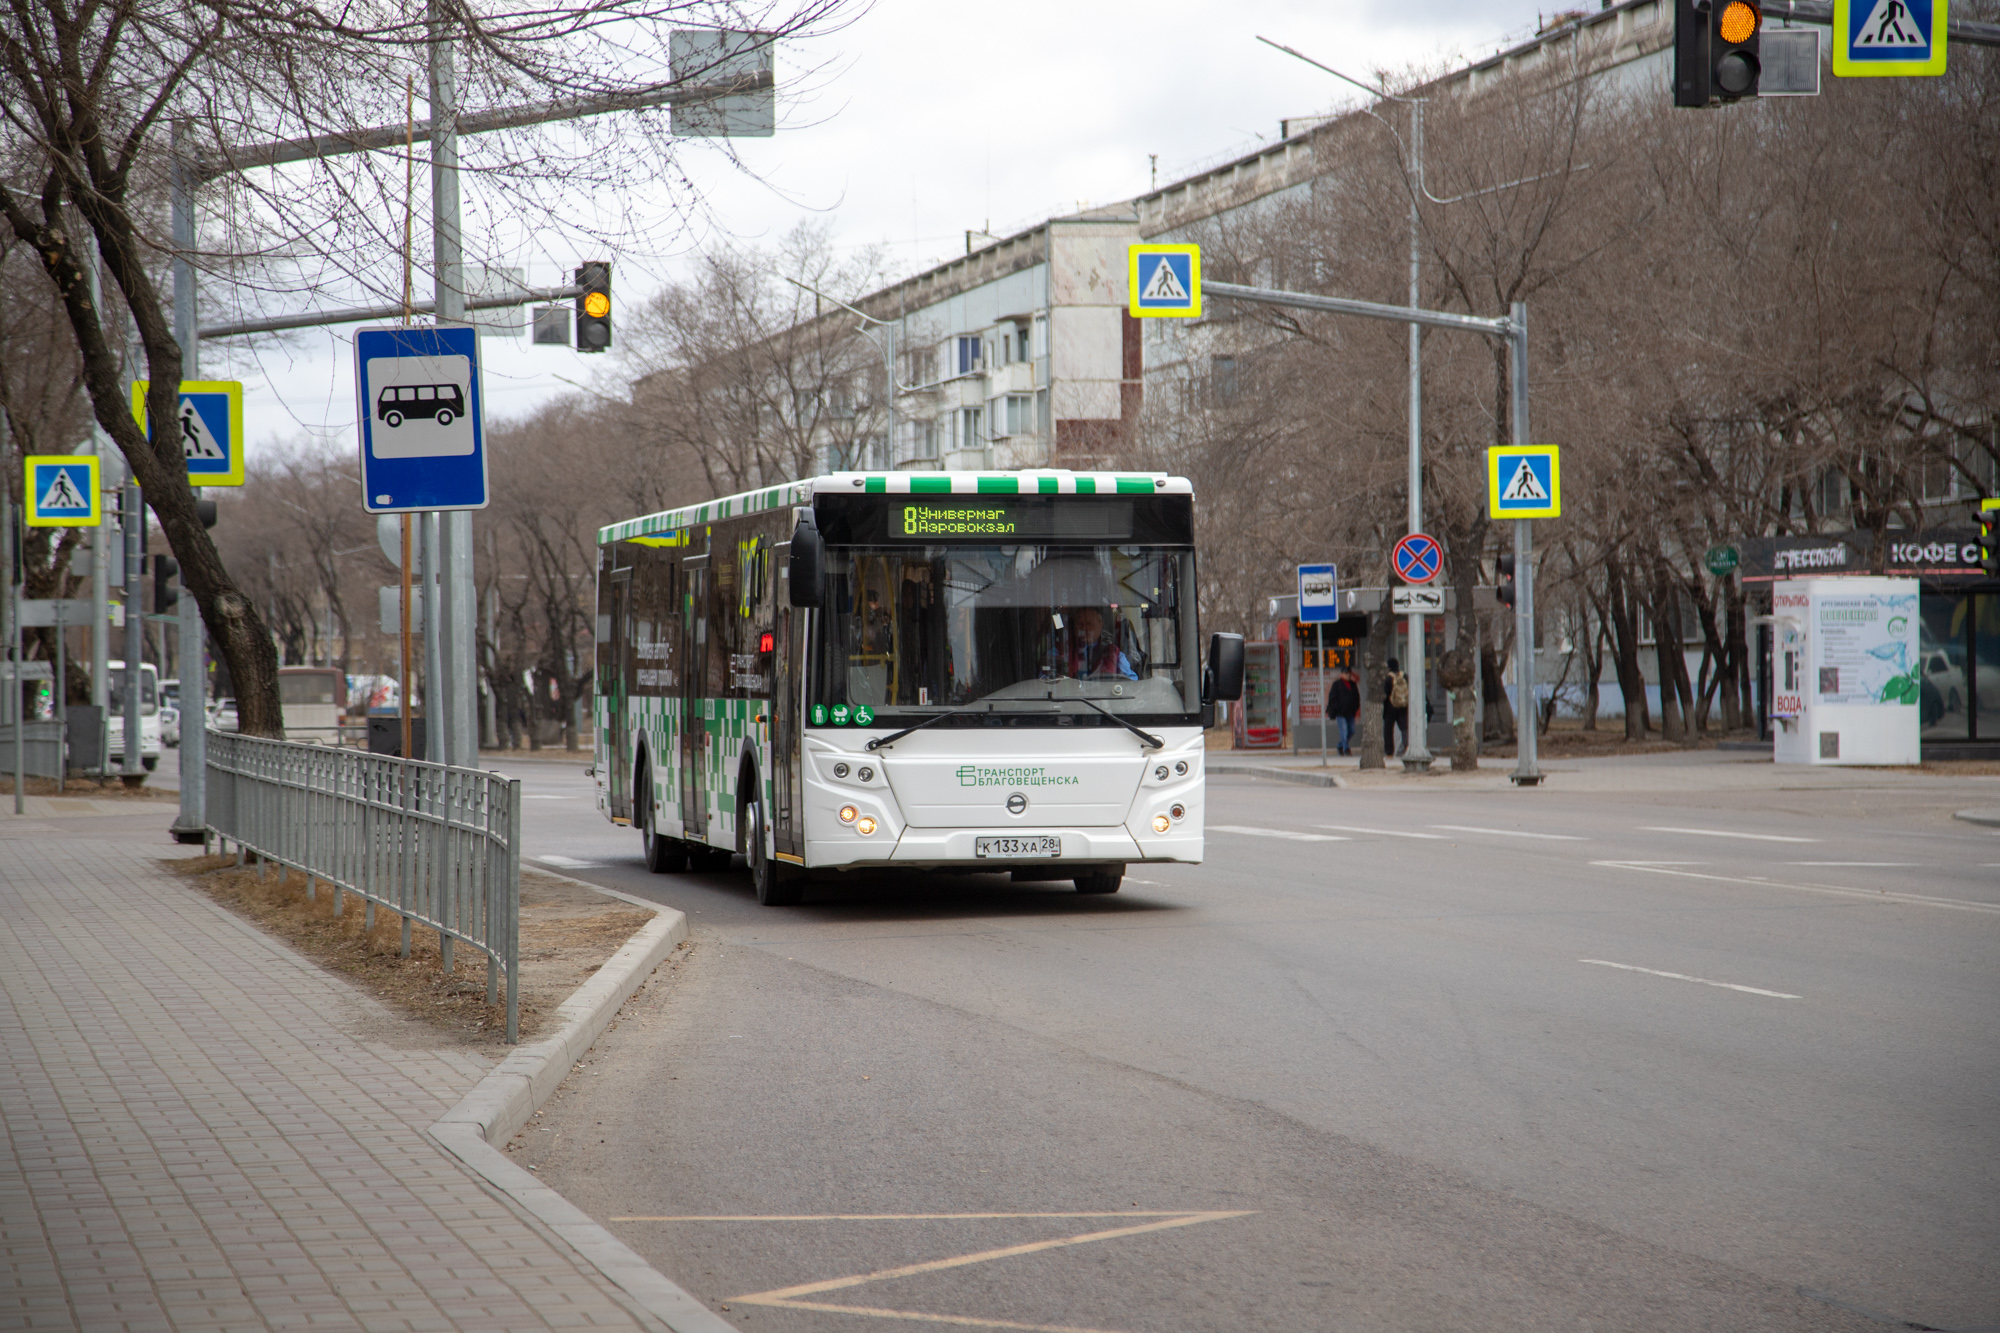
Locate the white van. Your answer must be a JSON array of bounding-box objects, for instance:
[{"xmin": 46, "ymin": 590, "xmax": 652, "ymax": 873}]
[{"xmin": 105, "ymin": 661, "xmax": 163, "ymax": 771}]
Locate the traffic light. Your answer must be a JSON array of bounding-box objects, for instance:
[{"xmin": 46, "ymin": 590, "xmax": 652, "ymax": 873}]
[
  {"xmin": 1675, "ymin": 0, "xmax": 1761, "ymax": 106},
  {"xmin": 1979, "ymin": 506, "xmax": 2000, "ymax": 576},
  {"xmin": 575, "ymin": 262, "xmax": 611, "ymax": 352},
  {"xmin": 1496, "ymin": 554, "xmax": 1517, "ymax": 609},
  {"xmin": 153, "ymin": 555, "xmax": 179, "ymax": 613}
]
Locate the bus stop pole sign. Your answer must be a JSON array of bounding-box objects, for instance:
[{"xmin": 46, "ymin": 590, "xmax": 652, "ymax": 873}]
[{"xmin": 355, "ymin": 325, "xmax": 488, "ymax": 513}]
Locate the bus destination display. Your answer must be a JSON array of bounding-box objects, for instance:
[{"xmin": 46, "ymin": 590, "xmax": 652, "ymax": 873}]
[{"xmin": 889, "ymin": 499, "xmax": 1133, "ymax": 542}]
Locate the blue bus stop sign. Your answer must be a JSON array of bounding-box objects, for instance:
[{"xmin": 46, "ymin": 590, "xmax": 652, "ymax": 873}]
[{"xmin": 355, "ymin": 325, "xmax": 487, "ymax": 513}]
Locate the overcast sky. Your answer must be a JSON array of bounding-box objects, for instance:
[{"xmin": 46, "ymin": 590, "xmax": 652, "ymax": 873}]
[{"xmin": 206, "ymin": 0, "xmax": 1569, "ymax": 461}]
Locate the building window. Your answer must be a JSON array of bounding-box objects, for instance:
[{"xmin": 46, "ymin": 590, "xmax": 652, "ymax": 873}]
[
  {"xmin": 1210, "ymin": 356, "xmax": 1240, "ymax": 404},
  {"xmin": 955, "ymin": 335, "xmax": 982, "ymax": 376},
  {"xmin": 912, "ymin": 421, "xmax": 937, "ymax": 458},
  {"xmin": 1003, "ymin": 394, "xmax": 1034, "ymax": 436},
  {"xmin": 953, "ymin": 407, "xmax": 983, "ymax": 451}
]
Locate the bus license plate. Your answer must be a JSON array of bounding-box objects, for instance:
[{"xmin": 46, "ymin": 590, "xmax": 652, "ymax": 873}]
[{"xmin": 976, "ymin": 836, "xmax": 1061, "ymax": 858}]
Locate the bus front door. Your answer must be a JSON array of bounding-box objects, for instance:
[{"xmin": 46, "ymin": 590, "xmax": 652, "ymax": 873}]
[
  {"xmin": 680, "ymin": 556, "xmax": 709, "ymax": 845},
  {"xmin": 609, "ymin": 570, "xmax": 632, "ymax": 822}
]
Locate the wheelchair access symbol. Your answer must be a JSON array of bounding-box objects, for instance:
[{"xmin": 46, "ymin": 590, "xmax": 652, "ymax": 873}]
[{"xmin": 1392, "ymin": 533, "xmax": 1442, "ymax": 585}]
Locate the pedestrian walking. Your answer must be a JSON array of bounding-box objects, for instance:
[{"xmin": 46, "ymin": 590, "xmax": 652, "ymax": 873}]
[
  {"xmin": 1326, "ymin": 665, "xmax": 1361, "ymax": 756},
  {"xmin": 1382, "ymin": 657, "xmax": 1410, "ymax": 756}
]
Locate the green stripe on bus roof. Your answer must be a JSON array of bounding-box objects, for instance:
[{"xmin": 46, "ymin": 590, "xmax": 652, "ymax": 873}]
[
  {"xmin": 1037, "ymin": 475, "xmax": 1058, "ymax": 493},
  {"xmin": 911, "ymin": 475, "xmax": 951, "ymax": 493},
  {"xmin": 977, "ymin": 475, "xmax": 1017, "ymax": 493},
  {"xmin": 1075, "ymin": 477, "xmax": 1096, "ymax": 494},
  {"xmin": 864, "ymin": 476, "xmax": 887, "ymax": 493},
  {"xmin": 1116, "ymin": 477, "xmax": 1154, "ymax": 493}
]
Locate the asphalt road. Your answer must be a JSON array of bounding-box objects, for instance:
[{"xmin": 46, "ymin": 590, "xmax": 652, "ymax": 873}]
[{"xmin": 490, "ymin": 754, "xmax": 1998, "ymax": 1331}]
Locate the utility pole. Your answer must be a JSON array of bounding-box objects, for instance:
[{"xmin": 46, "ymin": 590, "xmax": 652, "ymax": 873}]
[
  {"xmin": 168, "ymin": 123, "xmax": 207, "ymax": 843},
  {"xmin": 1402, "ymin": 96, "xmax": 1430, "ymax": 771},
  {"xmin": 1510, "ymin": 301, "xmax": 1540, "ymax": 785}
]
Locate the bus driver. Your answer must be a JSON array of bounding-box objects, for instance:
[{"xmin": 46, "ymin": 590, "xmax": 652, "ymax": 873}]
[{"xmin": 1059, "ymin": 606, "xmax": 1137, "ymax": 681}]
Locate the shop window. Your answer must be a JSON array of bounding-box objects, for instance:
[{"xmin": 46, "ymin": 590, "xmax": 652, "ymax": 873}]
[
  {"xmin": 1977, "ymin": 594, "xmax": 2000, "ymax": 741},
  {"xmin": 1919, "ymin": 593, "xmax": 1969, "ymax": 740}
]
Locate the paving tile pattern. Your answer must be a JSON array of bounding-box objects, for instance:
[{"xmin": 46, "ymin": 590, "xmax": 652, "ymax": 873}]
[{"xmin": 0, "ymin": 831, "xmax": 654, "ymax": 1332}]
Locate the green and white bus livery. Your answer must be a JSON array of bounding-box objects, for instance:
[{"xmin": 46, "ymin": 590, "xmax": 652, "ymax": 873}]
[{"xmin": 591, "ymin": 471, "xmax": 1245, "ymax": 905}]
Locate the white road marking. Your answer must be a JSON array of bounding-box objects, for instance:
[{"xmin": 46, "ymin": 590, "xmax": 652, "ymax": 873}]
[
  {"xmin": 1210, "ymin": 825, "xmax": 1349, "ymax": 841},
  {"xmin": 523, "ymin": 794, "xmax": 574, "ymax": 799},
  {"xmin": 1316, "ymin": 825, "xmax": 1447, "ymax": 839},
  {"xmin": 1642, "ymin": 826, "xmax": 1817, "ymax": 843},
  {"xmin": 1593, "ymin": 861, "xmax": 2000, "ymax": 915},
  {"xmin": 1580, "ymin": 958, "xmax": 1802, "ymax": 1000},
  {"xmin": 1431, "ymin": 825, "xmax": 1587, "ymax": 840},
  {"xmin": 1786, "ymin": 862, "xmax": 1917, "ymax": 867},
  {"xmin": 536, "ymin": 854, "xmax": 601, "ymax": 869}
]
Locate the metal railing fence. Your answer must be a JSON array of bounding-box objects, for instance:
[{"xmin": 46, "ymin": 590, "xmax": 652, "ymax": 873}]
[{"xmin": 204, "ymin": 730, "xmax": 522, "ymax": 1041}]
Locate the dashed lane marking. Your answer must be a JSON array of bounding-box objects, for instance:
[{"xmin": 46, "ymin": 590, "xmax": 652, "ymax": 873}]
[
  {"xmin": 536, "ymin": 854, "xmax": 602, "ymax": 868},
  {"xmin": 1642, "ymin": 826, "xmax": 1817, "ymax": 843},
  {"xmin": 1430, "ymin": 825, "xmax": 1587, "ymax": 841},
  {"xmin": 1593, "ymin": 861, "xmax": 2000, "ymax": 915},
  {"xmin": 613, "ymin": 1211, "xmax": 1256, "ymax": 1333},
  {"xmin": 1210, "ymin": 825, "xmax": 1349, "ymax": 841},
  {"xmin": 1580, "ymin": 958, "xmax": 1802, "ymax": 1000},
  {"xmin": 1786, "ymin": 862, "xmax": 1918, "ymax": 867},
  {"xmin": 1316, "ymin": 825, "xmax": 1447, "ymax": 839}
]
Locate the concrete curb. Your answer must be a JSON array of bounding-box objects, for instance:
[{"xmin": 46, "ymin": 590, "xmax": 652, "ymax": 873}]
[
  {"xmin": 1954, "ymin": 809, "xmax": 2000, "ymax": 828},
  {"xmin": 427, "ymin": 888, "xmax": 733, "ymax": 1333},
  {"xmin": 1207, "ymin": 763, "xmax": 1343, "ymax": 788}
]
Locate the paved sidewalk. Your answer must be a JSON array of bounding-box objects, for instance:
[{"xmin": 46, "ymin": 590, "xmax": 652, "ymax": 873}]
[{"xmin": 0, "ymin": 817, "xmax": 661, "ymax": 1332}]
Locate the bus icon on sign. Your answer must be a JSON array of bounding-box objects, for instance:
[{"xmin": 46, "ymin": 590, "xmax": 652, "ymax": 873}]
[{"xmin": 377, "ymin": 383, "xmax": 465, "ymax": 428}]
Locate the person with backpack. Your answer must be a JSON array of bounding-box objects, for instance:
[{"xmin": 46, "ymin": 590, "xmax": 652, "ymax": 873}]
[
  {"xmin": 1326, "ymin": 666, "xmax": 1361, "ymax": 756},
  {"xmin": 1382, "ymin": 657, "xmax": 1410, "ymax": 756}
]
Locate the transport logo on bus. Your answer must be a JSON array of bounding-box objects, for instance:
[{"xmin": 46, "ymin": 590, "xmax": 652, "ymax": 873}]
[{"xmin": 956, "ymin": 765, "xmax": 1080, "ymax": 787}]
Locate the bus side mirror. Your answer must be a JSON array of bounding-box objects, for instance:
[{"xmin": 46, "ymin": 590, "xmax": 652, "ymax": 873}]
[
  {"xmin": 1205, "ymin": 632, "xmax": 1245, "ymax": 703},
  {"xmin": 788, "ymin": 516, "xmax": 824, "ymax": 609}
]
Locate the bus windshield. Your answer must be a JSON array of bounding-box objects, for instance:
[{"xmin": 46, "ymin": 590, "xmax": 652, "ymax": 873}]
[{"xmin": 813, "ymin": 545, "xmax": 1198, "ymax": 718}]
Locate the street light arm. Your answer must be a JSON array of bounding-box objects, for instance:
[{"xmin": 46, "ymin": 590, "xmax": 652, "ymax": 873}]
[
  {"xmin": 1255, "ymin": 36, "xmax": 1413, "ymax": 103},
  {"xmin": 1423, "ymin": 162, "xmax": 1593, "ymax": 206}
]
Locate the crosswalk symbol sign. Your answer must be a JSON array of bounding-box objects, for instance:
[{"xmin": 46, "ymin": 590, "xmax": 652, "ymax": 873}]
[
  {"xmin": 1128, "ymin": 244, "xmax": 1202, "ymax": 319},
  {"xmin": 1833, "ymin": 0, "xmax": 1947, "ymax": 77},
  {"xmin": 130, "ymin": 380, "xmax": 246, "ymax": 486},
  {"xmin": 1488, "ymin": 445, "xmax": 1561, "ymax": 519},
  {"xmin": 25, "ymin": 454, "xmax": 101, "ymax": 527}
]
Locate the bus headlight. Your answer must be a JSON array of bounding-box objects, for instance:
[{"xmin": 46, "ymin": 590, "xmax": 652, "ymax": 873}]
[
  {"xmin": 1152, "ymin": 814, "xmax": 1172, "ymax": 833},
  {"xmin": 856, "ymin": 816, "xmax": 878, "ymax": 836},
  {"xmin": 839, "ymin": 805, "xmax": 858, "ymax": 824}
]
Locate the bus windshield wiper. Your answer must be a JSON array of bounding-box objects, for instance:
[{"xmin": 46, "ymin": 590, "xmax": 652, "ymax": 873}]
[
  {"xmin": 865, "ymin": 706, "xmax": 986, "ymax": 751},
  {"xmin": 1069, "ymin": 695, "xmax": 1163, "ymax": 750}
]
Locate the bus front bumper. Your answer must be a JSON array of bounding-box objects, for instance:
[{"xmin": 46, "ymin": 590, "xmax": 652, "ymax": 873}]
[{"xmin": 804, "ymin": 826, "xmax": 1204, "ymax": 870}]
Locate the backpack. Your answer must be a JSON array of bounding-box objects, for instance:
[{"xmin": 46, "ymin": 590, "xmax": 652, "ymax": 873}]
[{"xmin": 1388, "ymin": 672, "xmax": 1410, "ymax": 709}]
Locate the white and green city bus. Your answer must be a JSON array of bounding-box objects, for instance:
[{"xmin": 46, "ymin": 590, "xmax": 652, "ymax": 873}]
[{"xmin": 591, "ymin": 471, "xmax": 1244, "ymax": 905}]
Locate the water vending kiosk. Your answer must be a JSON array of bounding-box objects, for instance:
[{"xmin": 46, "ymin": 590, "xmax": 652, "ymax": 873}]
[{"xmin": 1770, "ymin": 577, "xmax": 1921, "ymax": 765}]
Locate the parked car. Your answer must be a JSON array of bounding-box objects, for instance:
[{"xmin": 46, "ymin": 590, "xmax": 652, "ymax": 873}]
[
  {"xmin": 208, "ymin": 698, "xmax": 239, "ymax": 733},
  {"xmin": 159, "ymin": 704, "xmax": 181, "ymax": 748}
]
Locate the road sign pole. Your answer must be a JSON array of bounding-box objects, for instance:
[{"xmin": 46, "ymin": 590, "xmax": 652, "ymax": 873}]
[
  {"xmin": 170, "ymin": 122, "xmax": 209, "ymax": 841},
  {"xmin": 431, "ymin": 0, "xmax": 479, "ymax": 768},
  {"xmin": 1510, "ymin": 303, "xmax": 1541, "ymax": 786},
  {"xmin": 1317, "ymin": 623, "xmax": 1327, "ymax": 767},
  {"xmin": 1403, "ymin": 98, "xmax": 1430, "ymax": 772},
  {"xmin": 422, "ymin": 512, "xmax": 444, "ymax": 763}
]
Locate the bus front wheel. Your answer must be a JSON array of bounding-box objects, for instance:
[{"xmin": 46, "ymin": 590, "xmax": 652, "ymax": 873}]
[
  {"xmin": 748, "ymin": 798, "xmax": 803, "ymax": 906},
  {"xmin": 383, "ymin": 410, "xmax": 404, "ymax": 428},
  {"xmin": 434, "ymin": 408, "xmax": 455, "ymax": 427},
  {"xmin": 1073, "ymin": 866, "xmax": 1123, "ymax": 895}
]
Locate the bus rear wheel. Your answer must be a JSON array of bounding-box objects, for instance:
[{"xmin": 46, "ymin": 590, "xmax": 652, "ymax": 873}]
[
  {"xmin": 1073, "ymin": 866, "xmax": 1123, "ymax": 895},
  {"xmin": 641, "ymin": 786, "xmax": 687, "ymax": 873}
]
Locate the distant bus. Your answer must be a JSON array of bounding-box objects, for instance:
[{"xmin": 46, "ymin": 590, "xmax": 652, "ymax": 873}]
[
  {"xmin": 278, "ymin": 666, "xmax": 346, "ymax": 743},
  {"xmin": 376, "ymin": 383, "xmax": 464, "ymax": 428}
]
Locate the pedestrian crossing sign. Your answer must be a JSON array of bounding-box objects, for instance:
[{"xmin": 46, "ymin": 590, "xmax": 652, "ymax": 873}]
[
  {"xmin": 130, "ymin": 380, "xmax": 246, "ymax": 486},
  {"xmin": 1833, "ymin": 0, "xmax": 1947, "ymax": 77},
  {"xmin": 25, "ymin": 455, "xmax": 101, "ymax": 527},
  {"xmin": 1488, "ymin": 445, "xmax": 1561, "ymax": 519},
  {"xmin": 1128, "ymin": 245, "xmax": 1202, "ymax": 319}
]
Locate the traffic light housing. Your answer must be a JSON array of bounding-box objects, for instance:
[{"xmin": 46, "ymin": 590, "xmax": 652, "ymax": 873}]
[
  {"xmin": 1496, "ymin": 554, "xmax": 1517, "ymax": 609},
  {"xmin": 575, "ymin": 262, "xmax": 611, "ymax": 352},
  {"xmin": 1676, "ymin": 0, "xmax": 1761, "ymax": 106},
  {"xmin": 1979, "ymin": 506, "xmax": 2000, "ymax": 577},
  {"xmin": 153, "ymin": 555, "xmax": 179, "ymax": 613}
]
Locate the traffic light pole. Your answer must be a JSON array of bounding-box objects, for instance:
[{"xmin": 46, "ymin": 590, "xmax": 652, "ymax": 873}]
[{"xmin": 1204, "ymin": 279, "xmax": 1542, "ymax": 785}]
